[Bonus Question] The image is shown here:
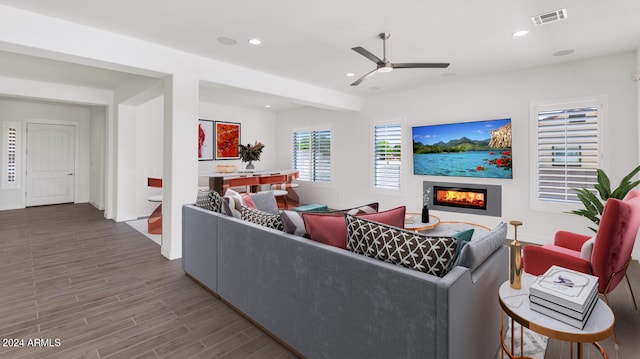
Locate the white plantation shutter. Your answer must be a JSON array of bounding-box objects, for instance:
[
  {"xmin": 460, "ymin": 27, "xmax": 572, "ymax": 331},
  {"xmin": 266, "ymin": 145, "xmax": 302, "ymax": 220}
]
[
  {"xmin": 374, "ymin": 124, "xmax": 401, "ymax": 190},
  {"xmin": 536, "ymin": 104, "xmax": 600, "ymax": 204},
  {"xmin": 292, "ymin": 129, "xmax": 331, "ymax": 182}
]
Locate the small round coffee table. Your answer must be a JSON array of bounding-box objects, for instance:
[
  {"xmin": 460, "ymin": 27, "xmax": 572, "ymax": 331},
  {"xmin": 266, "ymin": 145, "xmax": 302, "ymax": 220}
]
[
  {"xmin": 404, "ymin": 213, "xmax": 440, "ymax": 231},
  {"xmin": 498, "ymin": 273, "xmax": 614, "ymax": 359}
]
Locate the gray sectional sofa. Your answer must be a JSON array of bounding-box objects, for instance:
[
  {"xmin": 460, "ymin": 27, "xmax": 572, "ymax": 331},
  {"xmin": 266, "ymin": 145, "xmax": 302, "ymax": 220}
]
[{"xmin": 182, "ymin": 204, "xmax": 508, "ymax": 359}]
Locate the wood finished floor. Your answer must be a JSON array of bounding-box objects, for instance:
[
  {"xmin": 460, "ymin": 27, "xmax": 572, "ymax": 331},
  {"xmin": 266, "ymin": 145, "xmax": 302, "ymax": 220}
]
[
  {"xmin": 0, "ymin": 203, "xmax": 297, "ymax": 359},
  {"xmin": 1, "ymin": 203, "xmax": 639, "ymax": 359}
]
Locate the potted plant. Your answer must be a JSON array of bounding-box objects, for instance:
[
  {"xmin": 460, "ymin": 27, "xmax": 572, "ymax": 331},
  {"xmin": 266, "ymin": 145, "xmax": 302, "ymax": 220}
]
[
  {"xmin": 569, "ymin": 165, "xmax": 640, "ymax": 232},
  {"xmin": 239, "ymin": 141, "xmax": 265, "ymax": 170}
]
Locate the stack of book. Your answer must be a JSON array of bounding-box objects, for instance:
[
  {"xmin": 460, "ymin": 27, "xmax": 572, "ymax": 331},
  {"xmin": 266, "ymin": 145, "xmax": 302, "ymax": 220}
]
[{"xmin": 529, "ymin": 265, "xmax": 599, "ymax": 329}]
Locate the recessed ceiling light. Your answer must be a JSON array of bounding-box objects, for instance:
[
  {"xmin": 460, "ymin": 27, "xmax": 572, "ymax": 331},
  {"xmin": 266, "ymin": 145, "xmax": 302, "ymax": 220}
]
[
  {"xmin": 512, "ymin": 30, "xmax": 529, "ymax": 37},
  {"xmin": 264, "ymin": 105, "xmax": 271, "ymax": 108},
  {"xmin": 346, "ymin": 72, "xmax": 355, "ymax": 77},
  {"xmin": 553, "ymin": 49, "xmax": 575, "ymax": 57},
  {"xmin": 248, "ymin": 38, "xmax": 262, "ymax": 45},
  {"xmin": 217, "ymin": 37, "xmax": 237, "ymax": 45}
]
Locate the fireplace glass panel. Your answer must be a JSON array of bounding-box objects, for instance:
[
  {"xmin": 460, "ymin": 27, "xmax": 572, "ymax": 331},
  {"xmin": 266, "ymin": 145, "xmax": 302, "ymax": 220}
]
[{"xmin": 434, "ymin": 186, "xmax": 487, "ymax": 210}]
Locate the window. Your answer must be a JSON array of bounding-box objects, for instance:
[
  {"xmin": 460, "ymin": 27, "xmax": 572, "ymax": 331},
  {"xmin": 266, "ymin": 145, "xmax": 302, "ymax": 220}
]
[
  {"xmin": 2, "ymin": 121, "xmax": 20, "ymax": 189},
  {"xmin": 532, "ymin": 98, "xmax": 604, "ymax": 208},
  {"xmin": 373, "ymin": 123, "xmax": 401, "ymax": 190},
  {"xmin": 292, "ymin": 129, "xmax": 331, "ymax": 182}
]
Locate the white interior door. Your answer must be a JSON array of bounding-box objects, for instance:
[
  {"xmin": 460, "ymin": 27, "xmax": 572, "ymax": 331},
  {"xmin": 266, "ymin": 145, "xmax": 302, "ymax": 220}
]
[{"xmin": 26, "ymin": 123, "xmax": 76, "ymax": 207}]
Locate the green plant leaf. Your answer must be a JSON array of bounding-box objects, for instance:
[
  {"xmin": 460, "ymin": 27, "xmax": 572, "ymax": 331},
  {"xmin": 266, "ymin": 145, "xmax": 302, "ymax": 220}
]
[
  {"xmin": 611, "ymin": 179, "xmax": 640, "ymax": 199},
  {"xmin": 595, "ymin": 169, "xmax": 611, "ymax": 199},
  {"xmin": 576, "ymin": 188, "xmax": 604, "ymax": 215},
  {"xmin": 569, "ymin": 165, "xmax": 639, "ymax": 232}
]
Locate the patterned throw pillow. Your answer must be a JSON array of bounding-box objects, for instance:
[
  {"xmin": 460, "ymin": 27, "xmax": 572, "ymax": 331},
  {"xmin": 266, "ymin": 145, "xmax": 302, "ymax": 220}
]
[
  {"xmin": 222, "ymin": 188, "xmax": 245, "ymax": 218},
  {"xmin": 346, "ymin": 214, "xmax": 458, "ymax": 277},
  {"xmin": 240, "ymin": 206, "xmax": 284, "ymax": 231},
  {"xmin": 342, "ymin": 202, "xmax": 379, "ymax": 215},
  {"xmin": 281, "ymin": 210, "xmax": 310, "ymax": 237},
  {"xmin": 195, "ymin": 190, "xmax": 223, "ymax": 212}
]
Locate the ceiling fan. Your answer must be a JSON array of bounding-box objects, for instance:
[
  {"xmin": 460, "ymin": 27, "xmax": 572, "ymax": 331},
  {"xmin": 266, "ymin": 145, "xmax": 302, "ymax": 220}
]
[{"xmin": 350, "ymin": 33, "xmax": 450, "ymax": 86}]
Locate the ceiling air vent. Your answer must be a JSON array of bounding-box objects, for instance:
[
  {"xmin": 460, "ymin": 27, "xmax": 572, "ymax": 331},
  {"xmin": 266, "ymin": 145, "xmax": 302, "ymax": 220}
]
[{"xmin": 532, "ymin": 8, "xmax": 568, "ymax": 26}]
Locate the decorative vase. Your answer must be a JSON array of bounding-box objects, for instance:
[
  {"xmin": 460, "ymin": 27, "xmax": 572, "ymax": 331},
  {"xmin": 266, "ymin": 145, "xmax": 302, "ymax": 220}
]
[
  {"xmin": 509, "ymin": 220, "xmax": 523, "ymax": 289},
  {"xmin": 421, "ymin": 205, "xmax": 430, "ymax": 223},
  {"xmin": 245, "ymin": 161, "xmax": 255, "ymax": 170}
]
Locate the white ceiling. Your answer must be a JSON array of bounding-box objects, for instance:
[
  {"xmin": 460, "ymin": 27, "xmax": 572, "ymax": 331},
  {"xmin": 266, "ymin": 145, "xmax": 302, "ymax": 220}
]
[{"xmin": 0, "ymin": 0, "xmax": 638, "ymax": 109}]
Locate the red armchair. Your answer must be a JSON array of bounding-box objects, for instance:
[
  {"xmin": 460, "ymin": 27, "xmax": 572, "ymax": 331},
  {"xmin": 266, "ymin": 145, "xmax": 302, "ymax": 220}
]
[{"xmin": 523, "ymin": 190, "xmax": 640, "ymax": 310}]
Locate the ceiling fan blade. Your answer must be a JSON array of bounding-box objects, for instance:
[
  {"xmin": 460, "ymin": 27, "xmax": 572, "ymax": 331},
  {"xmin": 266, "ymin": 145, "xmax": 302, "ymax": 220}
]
[
  {"xmin": 352, "ymin": 47, "xmax": 384, "ymax": 65},
  {"xmin": 392, "ymin": 63, "xmax": 450, "ymax": 69},
  {"xmin": 350, "ymin": 68, "xmax": 378, "ymax": 86}
]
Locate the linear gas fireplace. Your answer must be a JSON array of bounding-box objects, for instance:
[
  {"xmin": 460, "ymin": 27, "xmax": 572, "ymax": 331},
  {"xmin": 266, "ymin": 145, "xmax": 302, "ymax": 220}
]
[
  {"xmin": 434, "ymin": 186, "xmax": 487, "ymax": 210},
  {"xmin": 424, "ymin": 181, "xmax": 501, "ymax": 217}
]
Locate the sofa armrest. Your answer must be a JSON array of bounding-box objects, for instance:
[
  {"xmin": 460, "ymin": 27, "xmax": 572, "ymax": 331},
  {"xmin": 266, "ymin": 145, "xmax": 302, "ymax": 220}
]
[
  {"xmin": 554, "ymin": 230, "xmax": 591, "ymax": 251},
  {"xmin": 522, "ymin": 244, "xmax": 591, "ymax": 276}
]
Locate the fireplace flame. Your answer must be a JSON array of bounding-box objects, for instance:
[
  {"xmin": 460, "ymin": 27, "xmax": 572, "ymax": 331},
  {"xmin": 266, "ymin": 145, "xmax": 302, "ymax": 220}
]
[{"xmin": 437, "ymin": 190, "xmax": 485, "ymax": 208}]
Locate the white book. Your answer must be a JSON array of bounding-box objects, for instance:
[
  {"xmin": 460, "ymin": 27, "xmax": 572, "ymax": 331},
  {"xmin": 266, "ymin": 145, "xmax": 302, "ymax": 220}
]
[
  {"xmin": 529, "ymin": 294, "xmax": 597, "ymax": 329},
  {"xmin": 529, "ymin": 288, "xmax": 597, "ymax": 320},
  {"xmin": 529, "ymin": 265, "xmax": 599, "ymax": 312}
]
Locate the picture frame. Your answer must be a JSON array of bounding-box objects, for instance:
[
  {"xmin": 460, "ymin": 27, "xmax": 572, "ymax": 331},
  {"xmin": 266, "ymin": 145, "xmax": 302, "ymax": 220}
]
[
  {"xmin": 198, "ymin": 119, "xmax": 214, "ymax": 161},
  {"xmin": 215, "ymin": 121, "xmax": 241, "ymax": 160}
]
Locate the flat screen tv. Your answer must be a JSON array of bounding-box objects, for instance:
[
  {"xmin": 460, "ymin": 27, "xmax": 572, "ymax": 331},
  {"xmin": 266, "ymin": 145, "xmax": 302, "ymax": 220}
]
[{"xmin": 412, "ymin": 118, "xmax": 512, "ymax": 178}]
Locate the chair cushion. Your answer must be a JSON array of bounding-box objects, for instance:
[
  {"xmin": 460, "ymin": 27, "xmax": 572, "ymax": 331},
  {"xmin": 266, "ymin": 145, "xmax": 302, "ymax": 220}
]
[
  {"xmin": 346, "ymin": 214, "xmax": 458, "ymax": 277},
  {"xmin": 579, "ymin": 236, "xmax": 596, "ymax": 260},
  {"xmin": 457, "ymin": 222, "xmax": 507, "ymax": 271}
]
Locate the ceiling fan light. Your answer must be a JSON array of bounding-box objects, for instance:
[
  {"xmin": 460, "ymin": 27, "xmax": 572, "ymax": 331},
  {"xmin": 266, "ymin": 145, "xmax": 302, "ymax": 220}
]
[{"xmin": 377, "ymin": 66, "xmax": 393, "ymax": 73}]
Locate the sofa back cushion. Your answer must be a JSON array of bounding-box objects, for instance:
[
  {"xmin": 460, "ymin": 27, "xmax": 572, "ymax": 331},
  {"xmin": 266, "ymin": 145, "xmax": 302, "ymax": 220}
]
[
  {"xmin": 456, "ymin": 222, "xmax": 507, "ymax": 271},
  {"xmin": 302, "ymin": 206, "xmax": 406, "ymax": 249},
  {"xmin": 345, "ymin": 214, "xmax": 458, "ymax": 277}
]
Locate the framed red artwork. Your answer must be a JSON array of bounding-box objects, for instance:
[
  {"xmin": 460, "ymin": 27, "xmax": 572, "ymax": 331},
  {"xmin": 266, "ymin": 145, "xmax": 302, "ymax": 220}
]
[
  {"xmin": 214, "ymin": 121, "xmax": 240, "ymax": 160},
  {"xmin": 198, "ymin": 119, "xmax": 214, "ymax": 161}
]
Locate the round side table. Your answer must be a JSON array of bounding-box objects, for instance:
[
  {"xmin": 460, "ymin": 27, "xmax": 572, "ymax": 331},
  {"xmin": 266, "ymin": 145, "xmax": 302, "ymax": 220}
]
[
  {"xmin": 404, "ymin": 213, "xmax": 440, "ymax": 231},
  {"xmin": 498, "ymin": 273, "xmax": 614, "ymax": 359}
]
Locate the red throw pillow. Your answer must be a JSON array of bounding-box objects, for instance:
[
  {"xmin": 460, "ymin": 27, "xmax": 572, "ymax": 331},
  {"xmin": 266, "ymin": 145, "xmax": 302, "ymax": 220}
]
[
  {"xmin": 303, "ymin": 206, "xmax": 406, "ymax": 249},
  {"xmin": 240, "ymin": 193, "xmax": 257, "ymax": 209},
  {"xmin": 302, "ymin": 213, "xmax": 347, "ymax": 248},
  {"xmin": 358, "ymin": 206, "xmax": 406, "ymax": 229}
]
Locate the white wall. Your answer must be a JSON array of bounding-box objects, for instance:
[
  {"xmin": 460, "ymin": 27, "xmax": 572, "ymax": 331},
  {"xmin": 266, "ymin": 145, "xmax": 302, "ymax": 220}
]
[
  {"xmin": 89, "ymin": 106, "xmax": 106, "ymax": 209},
  {"xmin": 275, "ymin": 52, "xmax": 640, "ymax": 257},
  {"xmin": 0, "ymin": 97, "xmax": 99, "ymax": 210},
  {"xmin": 109, "ymin": 97, "xmax": 278, "ymax": 217},
  {"xmin": 198, "ymin": 101, "xmax": 278, "ymax": 187},
  {"xmin": 136, "ymin": 96, "xmax": 164, "ymax": 218}
]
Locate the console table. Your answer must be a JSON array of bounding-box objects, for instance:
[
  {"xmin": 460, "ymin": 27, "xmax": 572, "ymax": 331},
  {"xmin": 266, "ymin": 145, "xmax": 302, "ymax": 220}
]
[
  {"xmin": 499, "ymin": 273, "xmax": 614, "ymax": 359},
  {"xmin": 200, "ymin": 170, "xmax": 299, "ymax": 208}
]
